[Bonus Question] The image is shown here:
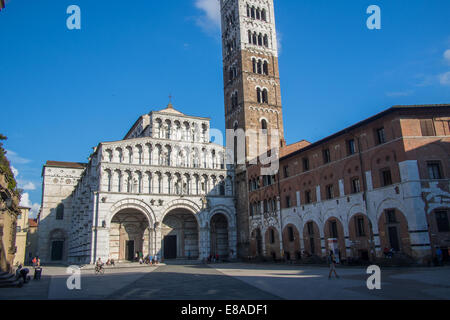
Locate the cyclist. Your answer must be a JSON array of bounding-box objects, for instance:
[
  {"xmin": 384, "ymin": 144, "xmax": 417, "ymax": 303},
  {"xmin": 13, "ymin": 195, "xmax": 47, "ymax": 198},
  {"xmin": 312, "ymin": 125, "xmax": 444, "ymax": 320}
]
[{"xmin": 95, "ymin": 258, "xmax": 104, "ymax": 273}]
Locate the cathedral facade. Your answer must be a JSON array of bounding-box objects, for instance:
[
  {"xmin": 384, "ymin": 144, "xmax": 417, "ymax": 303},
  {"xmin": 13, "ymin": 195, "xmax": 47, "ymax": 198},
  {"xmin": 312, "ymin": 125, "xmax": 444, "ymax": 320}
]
[{"xmin": 38, "ymin": 105, "xmax": 236, "ymax": 264}]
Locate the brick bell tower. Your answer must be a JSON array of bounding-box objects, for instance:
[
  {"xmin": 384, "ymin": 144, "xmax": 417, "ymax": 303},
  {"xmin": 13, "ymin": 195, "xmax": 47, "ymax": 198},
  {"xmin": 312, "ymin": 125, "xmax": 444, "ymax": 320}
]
[{"xmin": 220, "ymin": 0, "xmax": 285, "ymax": 258}]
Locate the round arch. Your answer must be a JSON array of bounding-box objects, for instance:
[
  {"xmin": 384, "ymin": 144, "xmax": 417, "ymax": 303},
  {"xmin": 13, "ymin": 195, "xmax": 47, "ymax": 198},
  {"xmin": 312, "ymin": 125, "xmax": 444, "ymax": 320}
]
[
  {"xmin": 108, "ymin": 198, "xmax": 156, "ymax": 228},
  {"xmin": 377, "ymin": 208, "xmax": 412, "ymax": 257},
  {"xmin": 282, "ymin": 224, "xmax": 301, "ymax": 261},
  {"xmin": 324, "ymin": 217, "xmax": 346, "ymax": 261},
  {"xmin": 303, "ymin": 220, "xmax": 322, "ymax": 257},
  {"xmin": 160, "ymin": 198, "xmax": 202, "ymax": 226},
  {"xmin": 348, "ymin": 213, "xmax": 374, "ymax": 261},
  {"xmin": 264, "ymin": 227, "xmax": 281, "ymax": 260}
]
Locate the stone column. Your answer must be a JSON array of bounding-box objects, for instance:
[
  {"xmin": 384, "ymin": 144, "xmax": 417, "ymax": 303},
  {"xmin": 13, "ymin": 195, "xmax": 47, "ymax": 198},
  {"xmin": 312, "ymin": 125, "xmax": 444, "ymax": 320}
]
[
  {"xmin": 154, "ymin": 226, "xmax": 162, "ymax": 259},
  {"xmin": 199, "ymin": 225, "xmax": 210, "ymax": 260}
]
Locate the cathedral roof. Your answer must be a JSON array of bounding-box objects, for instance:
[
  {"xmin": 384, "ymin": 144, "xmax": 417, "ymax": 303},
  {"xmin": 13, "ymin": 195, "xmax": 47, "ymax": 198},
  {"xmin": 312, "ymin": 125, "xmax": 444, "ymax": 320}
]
[{"xmin": 156, "ymin": 103, "xmax": 185, "ymax": 116}]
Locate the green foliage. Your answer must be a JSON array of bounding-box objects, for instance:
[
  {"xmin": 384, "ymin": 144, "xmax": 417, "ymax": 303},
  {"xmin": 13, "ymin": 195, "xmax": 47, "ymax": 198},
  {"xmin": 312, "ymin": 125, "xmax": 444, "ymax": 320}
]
[{"xmin": 0, "ymin": 134, "xmax": 20, "ymax": 196}]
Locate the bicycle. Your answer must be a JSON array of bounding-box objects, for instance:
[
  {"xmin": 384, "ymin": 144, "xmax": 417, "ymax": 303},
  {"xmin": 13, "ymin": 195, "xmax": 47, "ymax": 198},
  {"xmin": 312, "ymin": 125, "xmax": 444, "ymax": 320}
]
[{"xmin": 95, "ymin": 265, "xmax": 105, "ymax": 275}]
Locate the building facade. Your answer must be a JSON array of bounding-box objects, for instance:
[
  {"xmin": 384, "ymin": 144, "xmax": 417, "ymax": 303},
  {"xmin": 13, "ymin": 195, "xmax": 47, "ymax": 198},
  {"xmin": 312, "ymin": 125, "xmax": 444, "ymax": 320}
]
[
  {"xmin": 38, "ymin": 104, "xmax": 237, "ymax": 264},
  {"xmin": 248, "ymin": 105, "xmax": 450, "ymax": 264},
  {"xmin": 13, "ymin": 206, "xmax": 30, "ymax": 266},
  {"xmin": 25, "ymin": 218, "xmax": 38, "ymax": 265},
  {"xmin": 0, "ymin": 172, "xmax": 21, "ymax": 272}
]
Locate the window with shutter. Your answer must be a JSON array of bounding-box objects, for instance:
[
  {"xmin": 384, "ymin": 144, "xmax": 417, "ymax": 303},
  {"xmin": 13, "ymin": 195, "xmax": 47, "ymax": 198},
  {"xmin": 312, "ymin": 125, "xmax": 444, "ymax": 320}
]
[{"xmin": 420, "ymin": 119, "xmax": 435, "ymax": 136}]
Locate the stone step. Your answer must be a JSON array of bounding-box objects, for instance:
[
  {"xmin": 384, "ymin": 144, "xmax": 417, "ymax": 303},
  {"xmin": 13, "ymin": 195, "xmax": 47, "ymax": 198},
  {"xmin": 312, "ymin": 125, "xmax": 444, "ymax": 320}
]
[
  {"xmin": 0, "ymin": 272, "xmax": 23, "ymax": 288},
  {"xmin": 0, "ymin": 273, "xmax": 15, "ymax": 281},
  {"xmin": 0, "ymin": 278, "xmax": 23, "ymax": 288}
]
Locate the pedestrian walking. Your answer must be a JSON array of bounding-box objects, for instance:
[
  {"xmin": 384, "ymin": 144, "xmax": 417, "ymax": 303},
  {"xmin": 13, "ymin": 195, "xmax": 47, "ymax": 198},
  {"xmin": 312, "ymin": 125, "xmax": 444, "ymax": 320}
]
[{"xmin": 328, "ymin": 251, "xmax": 340, "ymax": 279}]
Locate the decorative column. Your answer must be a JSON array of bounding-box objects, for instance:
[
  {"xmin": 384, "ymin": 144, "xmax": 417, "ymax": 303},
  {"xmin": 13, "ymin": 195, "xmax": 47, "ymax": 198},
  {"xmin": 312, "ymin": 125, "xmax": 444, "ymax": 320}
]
[
  {"xmin": 154, "ymin": 224, "xmax": 162, "ymax": 260},
  {"xmin": 199, "ymin": 222, "xmax": 210, "ymax": 260}
]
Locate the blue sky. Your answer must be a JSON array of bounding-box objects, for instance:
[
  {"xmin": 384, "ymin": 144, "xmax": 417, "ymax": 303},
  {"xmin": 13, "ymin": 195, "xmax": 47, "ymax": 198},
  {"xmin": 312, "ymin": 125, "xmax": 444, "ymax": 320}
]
[{"xmin": 1, "ymin": 0, "xmax": 449, "ymax": 217}]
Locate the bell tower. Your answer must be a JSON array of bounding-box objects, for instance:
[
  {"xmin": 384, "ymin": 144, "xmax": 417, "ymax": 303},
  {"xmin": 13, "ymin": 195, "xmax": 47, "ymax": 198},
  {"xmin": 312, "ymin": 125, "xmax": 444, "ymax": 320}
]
[
  {"xmin": 221, "ymin": 0, "xmax": 285, "ymax": 157},
  {"xmin": 220, "ymin": 0, "xmax": 285, "ymax": 257}
]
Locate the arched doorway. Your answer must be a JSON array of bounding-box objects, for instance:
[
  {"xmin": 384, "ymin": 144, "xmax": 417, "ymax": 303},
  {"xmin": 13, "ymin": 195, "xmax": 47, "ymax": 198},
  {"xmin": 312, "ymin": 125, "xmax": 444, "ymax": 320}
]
[
  {"xmin": 50, "ymin": 229, "xmax": 66, "ymax": 261},
  {"xmin": 303, "ymin": 221, "xmax": 321, "ymax": 257},
  {"xmin": 282, "ymin": 224, "xmax": 301, "ymax": 261},
  {"xmin": 210, "ymin": 213, "xmax": 229, "ymax": 259},
  {"xmin": 162, "ymin": 209, "xmax": 199, "ymax": 259},
  {"xmin": 378, "ymin": 208, "xmax": 412, "ymax": 257},
  {"xmin": 250, "ymin": 228, "xmax": 263, "ymax": 258},
  {"xmin": 110, "ymin": 209, "xmax": 151, "ymax": 262},
  {"xmin": 348, "ymin": 214, "xmax": 374, "ymax": 261},
  {"xmin": 324, "ymin": 217, "xmax": 346, "ymax": 261},
  {"xmin": 265, "ymin": 227, "xmax": 281, "ymax": 260}
]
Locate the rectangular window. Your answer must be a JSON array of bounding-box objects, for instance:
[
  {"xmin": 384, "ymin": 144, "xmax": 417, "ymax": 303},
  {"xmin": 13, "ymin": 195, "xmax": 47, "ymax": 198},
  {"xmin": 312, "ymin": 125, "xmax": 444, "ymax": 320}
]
[
  {"xmin": 420, "ymin": 119, "xmax": 436, "ymax": 137},
  {"xmin": 305, "ymin": 190, "xmax": 312, "ymax": 204},
  {"xmin": 323, "ymin": 149, "xmax": 331, "ymax": 164},
  {"xmin": 330, "ymin": 221, "xmax": 338, "ymax": 238},
  {"xmin": 386, "ymin": 209, "xmax": 397, "ymax": 224},
  {"xmin": 376, "ymin": 127, "xmax": 386, "ymax": 145},
  {"xmin": 285, "ymin": 196, "xmax": 291, "ymax": 208},
  {"xmin": 307, "ymin": 222, "xmax": 314, "ymax": 236},
  {"xmin": 381, "ymin": 168, "xmax": 393, "ymax": 186},
  {"xmin": 16, "ymin": 226, "xmax": 21, "ymax": 233},
  {"xmin": 347, "ymin": 139, "xmax": 356, "ymax": 155},
  {"xmin": 288, "ymin": 226, "xmax": 295, "ymax": 242},
  {"xmin": 302, "ymin": 157, "xmax": 310, "ymax": 172},
  {"xmin": 427, "ymin": 161, "xmax": 442, "ymax": 180},
  {"xmin": 326, "ymin": 184, "xmax": 334, "ymax": 200},
  {"xmin": 351, "ymin": 178, "xmax": 361, "ymax": 193},
  {"xmin": 436, "ymin": 210, "xmax": 449, "ymax": 232},
  {"xmin": 356, "ymin": 217, "xmax": 365, "ymax": 237},
  {"xmin": 270, "ymin": 229, "xmax": 275, "ymax": 244},
  {"xmin": 283, "ymin": 165, "xmax": 289, "ymax": 178}
]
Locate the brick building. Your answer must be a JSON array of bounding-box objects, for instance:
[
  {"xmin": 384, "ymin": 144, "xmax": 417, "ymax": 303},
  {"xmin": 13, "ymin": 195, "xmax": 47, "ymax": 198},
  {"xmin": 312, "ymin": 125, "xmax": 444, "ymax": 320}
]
[{"xmin": 247, "ymin": 105, "xmax": 450, "ymax": 264}]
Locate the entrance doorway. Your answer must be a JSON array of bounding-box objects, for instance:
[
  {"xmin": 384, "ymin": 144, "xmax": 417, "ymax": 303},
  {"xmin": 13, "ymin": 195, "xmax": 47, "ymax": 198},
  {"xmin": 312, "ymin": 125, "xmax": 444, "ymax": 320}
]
[
  {"xmin": 388, "ymin": 226, "xmax": 400, "ymax": 251},
  {"xmin": 162, "ymin": 209, "xmax": 199, "ymax": 259},
  {"xmin": 51, "ymin": 241, "xmax": 64, "ymax": 261},
  {"xmin": 164, "ymin": 235, "xmax": 177, "ymax": 259},
  {"xmin": 126, "ymin": 240, "xmax": 135, "ymax": 261},
  {"xmin": 109, "ymin": 209, "xmax": 151, "ymax": 262},
  {"xmin": 210, "ymin": 214, "xmax": 229, "ymax": 258}
]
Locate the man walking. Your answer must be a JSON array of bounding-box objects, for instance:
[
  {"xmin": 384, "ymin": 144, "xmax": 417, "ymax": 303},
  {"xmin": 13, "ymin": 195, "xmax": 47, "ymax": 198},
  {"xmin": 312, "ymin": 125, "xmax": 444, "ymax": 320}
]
[{"xmin": 328, "ymin": 251, "xmax": 340, "ymax": 279}]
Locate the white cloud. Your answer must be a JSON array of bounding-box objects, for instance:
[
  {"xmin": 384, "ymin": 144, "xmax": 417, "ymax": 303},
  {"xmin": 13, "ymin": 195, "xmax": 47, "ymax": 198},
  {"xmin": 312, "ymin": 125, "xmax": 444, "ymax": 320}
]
[
  {"xmin": 21, "ymin": 182, "xmax": 36, "ymax": 191},
  {"xmin": 194, "ymin": 0, "xmax": 221, "ymax": 32},
  {"xmin": 11, "ymin": 165, "xmax": 19, "ymax": 178},
  {"xmin": 277, "ymin": 31, "xmax": 283, "ymax": 55},
  {"xmin": 9, "ymin": 165, "xmax": 36, "ymax": 190},
  {"xmin": 444, "ymin": 49, "xmax": 450, "ymax": 63},
  {"xmin": 386, "ymin": 90, "xmax": 414, "ymax": 97},
  {"xmin": 5, "ymin": 150, "xmax": 31, "ymax": 164},
  {"xmin": 19, "ymin": 193, "xmax": 40, "ymax": 218},
  {"xmin": 439, "ymin": 71, "xmax": 450, "ymax": 86}
]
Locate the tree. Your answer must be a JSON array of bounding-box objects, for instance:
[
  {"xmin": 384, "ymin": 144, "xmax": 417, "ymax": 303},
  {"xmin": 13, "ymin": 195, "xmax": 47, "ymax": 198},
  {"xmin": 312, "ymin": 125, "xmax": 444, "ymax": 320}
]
[{"xmin": 0, "ymin": 134, "xmax": 20, "ymax": 196}]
